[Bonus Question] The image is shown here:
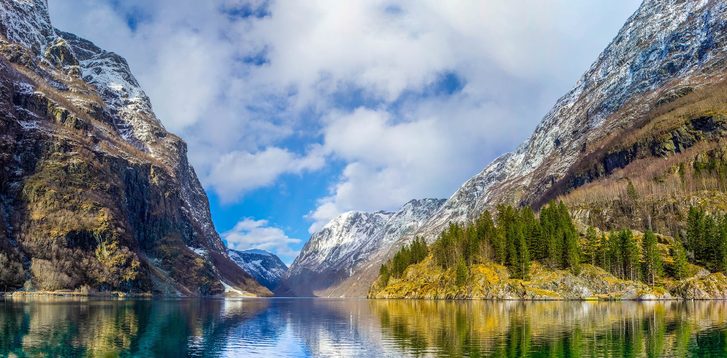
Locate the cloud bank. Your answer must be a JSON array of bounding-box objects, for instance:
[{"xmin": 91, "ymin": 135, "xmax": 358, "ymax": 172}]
[{"xmin": 49, "ymin": 0, "xmax": 641, "ymax": 255}]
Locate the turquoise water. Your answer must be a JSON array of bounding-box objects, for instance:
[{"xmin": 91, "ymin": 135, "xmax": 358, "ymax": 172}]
[{"xmin": 1, "ymin": 298, "xmax": 727, "ymax": 357}]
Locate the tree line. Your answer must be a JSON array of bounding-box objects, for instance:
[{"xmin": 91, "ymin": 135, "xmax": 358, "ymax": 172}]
[{"xmin": 380, "ymin": 201, "xmax": 717, "ymax": 286}]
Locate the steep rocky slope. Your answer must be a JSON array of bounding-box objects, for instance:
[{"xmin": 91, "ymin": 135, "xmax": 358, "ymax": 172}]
[
  {"xmin": 414, "ymin": 0, "xmax": 727, "ymax": 241},
  {"xmin": 297, "ymin": 0, "xmax": 727, "ymax": 298},
  {"xmin": 278, "ymin": 198, "xmax": 444, "ymax": 297},
  {"xmin": 228, "ymin": 249, "xmax": 287, "ymax": 291},
  {"xmin": 0, "ymin": 0, "xmax": 269, "ymax": 296}
]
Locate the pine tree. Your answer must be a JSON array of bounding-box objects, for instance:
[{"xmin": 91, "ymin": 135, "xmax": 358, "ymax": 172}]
[
  {"xmin": 475, "ymin": 210, "xmax": 496, "ymax": 260},
  {"xmin": 540, "ymin": 203, "xmax": 562, "ymax": 269},
  {"xmin": 559, "ymin": 202, "xmax": 580, "ymax": 272},
  {"xmin": 516, "ymin": 227, "xmax": 530, "ymax": 279},
  {"xmin": 391, "ymin": 245, "xmax": 411, "ymax": 277},
  {"xmin": 596, "ymin": 232, "xmax": 609, "ymax": 270},
  {"xmin": 489, "ymin": 209, "xmax": 507, "ymax": 265},
  {"xmin": 704, "ymin": 214, "xmax": 719, "ymax": 269},
  {"xmin": 686, "ymin": 206, "xmax": 705, "ymax": 260},
  {"xmin": 583, "ymin": 226, "xmax": 599, "ymax": 266},
  {"xmin": 608, "ymin": 231, "xmax": 623, "ymax": 278},
  {"xmin": 642, "ymin": 230, "xmax": 662, "ymax": 285},
  {"xmin": 409, "ymin": 237, "xmax": 428, "ymax": 264},
  {"xmin": 521, "ymin": 207, "xmax": 543, "ymax": 260},
  {"xmin": 501, "ymin": 206, "xmax": 520, "ymax": 277},
  {"xmin": 672, "ymin": 238, "xmax": 689, "ymax": 280},
  {"xmin": 496, "ymin": 205, "xmax": 530, "ymax": 279},
  {"xmin": 718, "ymin": 215, "xmax": 727, "ymax": 272},
  {"xmin": 626, "ymin": 179, "xmax": 639, "ymax": 201},
  {"xmin": 463, "ymin": 225, "xmax": 478, "ymax": 265},
  {"xmin": 622, "ymin": 229, "xmax": 640, "ymax": 281}
]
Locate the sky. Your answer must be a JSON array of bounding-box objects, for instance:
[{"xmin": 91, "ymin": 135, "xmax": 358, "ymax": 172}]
[{"xmin": 48, "ymin": 0, "xmax": 642, "ymax": 265}]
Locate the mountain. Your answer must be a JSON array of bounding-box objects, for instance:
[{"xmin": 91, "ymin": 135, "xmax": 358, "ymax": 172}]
[
  {"xmin": 228, "ymin": 249, "xmax": 288, "ymax": 291},
  {"xmin": 278, "ymin": 198, "xmax": 445, "ymax": 297},
  {"xmin": 291, "ymin": 0, "xmax": 727, "ymax": 298},
  {"xmin": 0, "ymin": 0, "xmax": 269, "ymax": 296},
  {"xmin": 412, "ymin": 0, "xmax": 727, "ymax": 241}
]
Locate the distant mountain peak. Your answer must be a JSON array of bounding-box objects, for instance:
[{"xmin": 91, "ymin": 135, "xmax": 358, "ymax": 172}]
[
  {"xmin": 228, "ymin": 249, "xmax": 288, "ymax": 291},
  {"xmin": 277, "ymin": 198, "xmax": 445, "ymax": 297}
]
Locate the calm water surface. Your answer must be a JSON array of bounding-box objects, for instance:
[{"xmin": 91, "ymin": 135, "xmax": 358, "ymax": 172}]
[{"xmin": 1, "ymin": 298, "xmax": 727, "ymax": 357}]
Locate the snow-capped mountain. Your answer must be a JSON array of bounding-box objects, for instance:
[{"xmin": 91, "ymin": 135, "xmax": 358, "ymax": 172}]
[
  {"xmin": 278, "ymin": 198, "xmax": 445, "ymax": 297},
  {"xmin": 0, "ymin": 0, "xmax": 268, "ymax": 295},
  {"xmin": 282, "ymin": 0, "xmax": 727, "ymax": 297},
  {"xmin": 413, "ymin": 0, "xmax": 727, "ymax": 241},
  {"xmin": 228, "ymin": 249, "xmax": 288, "ymax": 290}
]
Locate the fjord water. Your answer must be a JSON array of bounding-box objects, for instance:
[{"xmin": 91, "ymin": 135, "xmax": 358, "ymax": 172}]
[{"xmin": 2, "ymin": 298, "xmax": 727, "ymax": 357}]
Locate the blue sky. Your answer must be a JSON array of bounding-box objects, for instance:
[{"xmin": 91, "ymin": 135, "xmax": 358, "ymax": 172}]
[{"xmin": 48, "ymin": 0, "xmax": 641, "ymax": 264}]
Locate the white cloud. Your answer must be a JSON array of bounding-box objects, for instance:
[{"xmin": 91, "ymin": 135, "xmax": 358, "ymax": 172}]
[
  {"xmin": 206, "ymin": 146, "xmax": 325, "ymax": 202},
  {"xmin": 222, "ymin": 218, "xmax": 302, "ymax": 264},
  {"xmin": 306, "ymin": 99, "xmax": 528, "ymax": 232},
  {"xmin": 49, "ymin": 0, "xmax": 642, "ymax": 237}
]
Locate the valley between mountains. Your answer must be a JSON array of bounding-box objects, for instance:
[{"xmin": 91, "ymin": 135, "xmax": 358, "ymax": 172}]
[{"xmin": 5, "ymin": 0, "xmax": 727, "ymax": 300}]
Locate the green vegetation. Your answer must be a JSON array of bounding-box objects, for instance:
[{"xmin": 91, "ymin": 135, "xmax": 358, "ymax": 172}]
[
  {"xmin": 384, "ymin": 237, "xmax": 428, "ymax": 279},
  {"xmin": 686, "ymin": 206, "xmax": 727, "ymax": 272},
  {"xmin": 672, "ymin": 238, "xmax": 689, "ymax": 280},
  {"xmin": 642, "ymin": 230, "xmax": 663, "ymax": 285},
  {"xmin": 378, "ymin": 201, "xmax": 727, "ymax": 291},
  {"xmin": 381, "ymin": 201, "xmax": 583, "ymax": 282}
]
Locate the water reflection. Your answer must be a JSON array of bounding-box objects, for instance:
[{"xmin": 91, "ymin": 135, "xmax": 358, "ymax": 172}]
[
  {"xmin": 1, "ymin": 298, "xmax": 727, "ymax": 357},
  {"xmin": 371, "ymin": 300, "xmax": 727, "ymax": 357}
]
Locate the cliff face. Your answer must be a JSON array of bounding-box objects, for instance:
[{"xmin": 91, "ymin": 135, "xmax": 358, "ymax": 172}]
[
  {"xmin": 278, "ymin": 199, "xmax": 445, "ymax": 297},
  {"xmin": 0, "ymin": 0, "xmax": 269, "ymax": 296}
]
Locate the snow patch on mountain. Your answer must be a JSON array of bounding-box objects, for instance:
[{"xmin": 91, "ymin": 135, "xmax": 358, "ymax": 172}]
[
  {"xmin": 228, "ymin": 249, "xmax": 288, "ymax": 291},
  {"xmin": 280, "ymin": 198, "xmax": 444, "ymax": 296},
  {"xmin": 415, "ymin": 0, "xmax": 727, "ymax": 241}
]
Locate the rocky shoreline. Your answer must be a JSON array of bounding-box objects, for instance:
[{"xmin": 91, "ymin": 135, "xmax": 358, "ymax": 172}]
[
  {"xmin": 369, "ymin": 258, "xmax": 727, "ymax": 300},
  {"xmin": 1, "ymin": 291, "xmax": 154, "ymax": 299}
]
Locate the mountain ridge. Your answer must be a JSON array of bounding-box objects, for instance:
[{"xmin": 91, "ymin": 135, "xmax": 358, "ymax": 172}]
[
  {"xmin": 413, "ymin": 0, "xmax": 727, "ymax": 242},
  {"xmin": 278, "ymin": 198, "xmax": 445, "ymax": 297},
  {"xmin": 284, "ymin": 0, "xmax": 727, "ymax": 297},
  {"xmin": 0, "ymin": 0, "xmax": 269, "ymax": 296},
  {"xmin": 228, "ymin": 248, "xmax": 288, "ymax": 291}
]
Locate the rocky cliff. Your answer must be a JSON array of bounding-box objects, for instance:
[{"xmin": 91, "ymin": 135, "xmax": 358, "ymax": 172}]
[{"xmin": 0, "ymin": 0, "xmax": 269, "ymax": 296}]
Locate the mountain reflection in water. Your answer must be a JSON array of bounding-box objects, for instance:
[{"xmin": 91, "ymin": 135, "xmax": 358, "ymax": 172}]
[{"xmin": 1, "ymin": 297, "xmax": 726, "ymax": 357}]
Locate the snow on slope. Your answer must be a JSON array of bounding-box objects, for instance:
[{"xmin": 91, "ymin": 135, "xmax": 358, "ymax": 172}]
[
  {"xmin": 280, "ymin": 198, "xmax": 445, "ymax": 296},
  {"xmin": 415, "ymin": 0, "xmax": 727, "ymax": 241},
  {"xmin": 281, "ymin": 0, "xmax": 727, "ymax": 297},
  {"xmin": 228, "ymin": 249, "xmax": 288, "ymax": 291}
]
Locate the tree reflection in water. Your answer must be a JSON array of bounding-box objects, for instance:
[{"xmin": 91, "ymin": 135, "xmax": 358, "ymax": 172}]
[
  {"xmin": 1, "ymin": 298, "xmax": 727, "ymax": 357},
  {"xmin": 371, "ymin": 300, "xmax": 727, "ymax": 357}
]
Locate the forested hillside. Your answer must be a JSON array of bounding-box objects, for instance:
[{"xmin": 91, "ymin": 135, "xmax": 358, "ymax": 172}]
[{"xmin": 371, "ymin": 201, "xmax": 727, "ymax": 299}]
